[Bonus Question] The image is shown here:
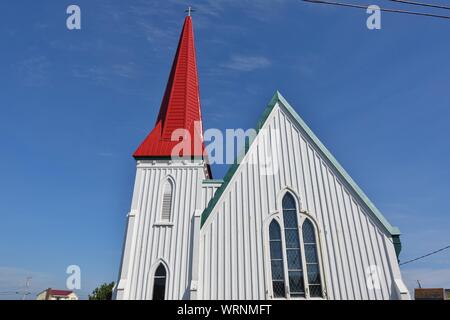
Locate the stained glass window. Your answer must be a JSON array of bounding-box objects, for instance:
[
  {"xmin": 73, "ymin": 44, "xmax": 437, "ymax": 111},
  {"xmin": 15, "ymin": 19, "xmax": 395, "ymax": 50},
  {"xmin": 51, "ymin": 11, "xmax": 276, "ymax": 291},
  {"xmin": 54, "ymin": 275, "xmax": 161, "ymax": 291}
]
[
  {"xmin": 302, "ymin": 219, "xmax": 322, "ymax": 298},
  {"xmin": 282, "ymin": 193, "xmax": 305, "ymax": 298},
  {"xmin": 269, "ymin": 220, "xmax": 285, "ymax": 298}
]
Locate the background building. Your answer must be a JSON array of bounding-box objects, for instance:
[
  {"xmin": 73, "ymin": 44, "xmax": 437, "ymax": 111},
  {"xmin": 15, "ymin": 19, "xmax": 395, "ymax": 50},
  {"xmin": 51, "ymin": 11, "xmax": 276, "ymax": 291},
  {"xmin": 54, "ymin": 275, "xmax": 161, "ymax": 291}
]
[
  {"xmin": 414, "ymin": 288, "xmax": 449, "ymax": 300},
  {"xmin": 36, "ymin": 289, "xmax": 78, "ymax": 301}
]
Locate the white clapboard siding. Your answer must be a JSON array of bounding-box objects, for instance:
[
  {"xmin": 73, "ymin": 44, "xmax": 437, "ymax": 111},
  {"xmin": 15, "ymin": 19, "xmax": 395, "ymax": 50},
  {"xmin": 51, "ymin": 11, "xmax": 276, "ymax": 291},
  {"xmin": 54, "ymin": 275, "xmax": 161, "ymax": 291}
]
[
  {"xmin": 115, "ymin": 160, "xmax": 208, "ymax": 300},
  {"xmin": 199, "ymin": 100, "xmax": 405, "ymax": 300},
  {"xmin": 202, "ymin": 181, "xmax": 223, "ymax": 209}
]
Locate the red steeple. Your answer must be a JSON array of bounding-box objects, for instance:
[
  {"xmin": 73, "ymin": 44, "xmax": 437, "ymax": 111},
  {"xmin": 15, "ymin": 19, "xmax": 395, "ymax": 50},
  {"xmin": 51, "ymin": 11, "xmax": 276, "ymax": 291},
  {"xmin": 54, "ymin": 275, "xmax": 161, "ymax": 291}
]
[{"xmin": 134, "ymin": 16, "xmax": 206, "ymax": 158}]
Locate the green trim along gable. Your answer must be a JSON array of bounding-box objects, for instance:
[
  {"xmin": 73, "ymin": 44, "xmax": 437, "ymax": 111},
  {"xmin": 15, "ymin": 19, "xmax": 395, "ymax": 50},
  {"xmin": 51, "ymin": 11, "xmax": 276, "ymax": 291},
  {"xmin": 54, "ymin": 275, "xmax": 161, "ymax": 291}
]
[
  {"xmin": 392, "ymin": 235, "xmax": 402, "ymax": 259},
  {"xmin": 200, "ymin": 91, "xmax": 401, "ymax": 254}
]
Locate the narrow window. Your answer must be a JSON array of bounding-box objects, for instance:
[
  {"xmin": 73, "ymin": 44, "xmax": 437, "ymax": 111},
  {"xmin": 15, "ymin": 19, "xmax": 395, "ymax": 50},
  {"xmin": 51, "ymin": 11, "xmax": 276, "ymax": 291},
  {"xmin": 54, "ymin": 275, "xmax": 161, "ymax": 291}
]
[
  {"xmin": 269, "ymin": 220, "xmax": 286, "ymax": 298},
  {"xmin": 282, "ymin": 193, "xmax": 305, "ymax": 298},
  {"xmin": 161, "ymin": 180, "xmax": 173, "ymax": 221},
  {"xmin": 152, "ymin": 264, "xmax": 167, "ymax": 300},
  {"xmin": 302, "ymin": 219, "xmax": 323, "ymax": 297}
]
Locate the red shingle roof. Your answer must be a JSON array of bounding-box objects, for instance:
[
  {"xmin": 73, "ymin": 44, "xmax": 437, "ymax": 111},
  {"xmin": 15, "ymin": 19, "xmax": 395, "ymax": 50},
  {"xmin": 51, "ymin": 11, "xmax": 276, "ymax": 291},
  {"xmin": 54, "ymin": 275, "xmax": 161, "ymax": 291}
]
[
  {"xmin": 49, "ymin": 289, "xmax": 73, "ymax": 296},
  {"xmin": 134, "ymin": 16, "xmax": 206, "ymax": 158}
]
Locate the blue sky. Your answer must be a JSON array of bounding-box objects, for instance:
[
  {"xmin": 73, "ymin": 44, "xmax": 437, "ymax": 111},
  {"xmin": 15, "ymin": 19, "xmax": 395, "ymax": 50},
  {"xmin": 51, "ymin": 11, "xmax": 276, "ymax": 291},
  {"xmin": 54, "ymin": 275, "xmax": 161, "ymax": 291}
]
[{"xmin": 0, "ymin": 0, "xmax": 449, "ymax": 299}]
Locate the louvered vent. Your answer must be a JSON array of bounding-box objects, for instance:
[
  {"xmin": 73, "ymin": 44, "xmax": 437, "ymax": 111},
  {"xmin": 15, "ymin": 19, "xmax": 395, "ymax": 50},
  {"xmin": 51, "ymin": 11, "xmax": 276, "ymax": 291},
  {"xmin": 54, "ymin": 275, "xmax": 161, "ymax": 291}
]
[{"xmin": 161, "ymin": 181, "xmax": 173, "ymax": 221}]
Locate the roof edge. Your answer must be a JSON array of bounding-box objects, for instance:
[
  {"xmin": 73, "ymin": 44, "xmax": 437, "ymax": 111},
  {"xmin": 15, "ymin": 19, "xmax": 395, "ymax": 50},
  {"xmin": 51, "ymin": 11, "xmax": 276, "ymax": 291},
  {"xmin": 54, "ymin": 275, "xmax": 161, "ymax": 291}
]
[
  {"xmin": 201, "ymin": 90, "xmax": 401, "ymax": 237},
  {"xmin": 274, "ymin": 91, "xmax": 400, "ymax": 236}
]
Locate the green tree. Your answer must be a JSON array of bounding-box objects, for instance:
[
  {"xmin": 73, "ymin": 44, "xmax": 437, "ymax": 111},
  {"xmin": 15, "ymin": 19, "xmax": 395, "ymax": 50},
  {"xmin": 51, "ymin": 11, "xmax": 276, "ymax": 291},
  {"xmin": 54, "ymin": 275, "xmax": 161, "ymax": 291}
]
[{"xmin": 88, "ymin": 282, "xmax": 115, "ymax": 300}]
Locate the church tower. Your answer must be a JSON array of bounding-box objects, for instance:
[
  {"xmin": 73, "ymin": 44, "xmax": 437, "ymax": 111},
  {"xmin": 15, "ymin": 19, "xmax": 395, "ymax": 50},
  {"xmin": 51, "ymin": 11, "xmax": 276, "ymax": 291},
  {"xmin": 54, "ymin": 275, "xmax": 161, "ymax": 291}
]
[{"xmin": 114, "ymin": 15, "xmax": 210, "ymax": 300}]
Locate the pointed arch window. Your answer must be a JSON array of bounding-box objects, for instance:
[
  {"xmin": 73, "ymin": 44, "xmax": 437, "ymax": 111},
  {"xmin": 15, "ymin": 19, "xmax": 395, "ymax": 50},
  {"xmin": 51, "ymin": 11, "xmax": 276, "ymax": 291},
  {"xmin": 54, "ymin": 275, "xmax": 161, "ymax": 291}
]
[
  {"xmin": 282, "ymin": 193, "xmax": 305, "ymax": 298},
  {"xmin": 152, "ymin": 264, "xmax": 167, "ymax": 300},
  {"xmin": 161, "ymin": 179, "xmax": 174, "ymax": 222},
  {"xmin": 268, "ymin": 192, "xmax": 324, "ymax": 299},
  {"xmin": 303, "ymin": 219, "xmax": 322, "ymax": 297},
  {"xmin": 269, "ymin": 220, "xmax": 286, "ymax": 298}
]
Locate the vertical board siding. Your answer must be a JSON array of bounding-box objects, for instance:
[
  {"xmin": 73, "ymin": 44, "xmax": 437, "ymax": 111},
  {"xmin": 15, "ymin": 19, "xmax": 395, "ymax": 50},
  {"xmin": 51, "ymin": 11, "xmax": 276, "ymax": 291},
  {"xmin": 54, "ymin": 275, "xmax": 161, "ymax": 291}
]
[
  {"xmin": 199, "ymin": 103, "xmax": 401, "ymax": 300},
  {"xmin": 121, "ymin": 162, "xmax": 207, "ymax": 300}
]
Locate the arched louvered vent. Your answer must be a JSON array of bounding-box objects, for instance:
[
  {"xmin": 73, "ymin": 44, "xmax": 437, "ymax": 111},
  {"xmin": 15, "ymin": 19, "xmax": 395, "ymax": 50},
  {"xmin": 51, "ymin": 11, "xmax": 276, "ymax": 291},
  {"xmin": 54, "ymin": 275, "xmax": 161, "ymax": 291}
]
[{"xmin": 161, "ymin": 180, "xmax": 174, "ymax": 222}]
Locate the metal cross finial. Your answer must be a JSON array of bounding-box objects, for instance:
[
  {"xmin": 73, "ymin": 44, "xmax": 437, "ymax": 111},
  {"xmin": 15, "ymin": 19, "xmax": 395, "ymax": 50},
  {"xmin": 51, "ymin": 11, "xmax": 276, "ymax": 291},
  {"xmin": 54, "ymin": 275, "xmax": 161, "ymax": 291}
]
[{"xmin": 185, "ymin": 6, "xmax": 195, "ymax": 16}]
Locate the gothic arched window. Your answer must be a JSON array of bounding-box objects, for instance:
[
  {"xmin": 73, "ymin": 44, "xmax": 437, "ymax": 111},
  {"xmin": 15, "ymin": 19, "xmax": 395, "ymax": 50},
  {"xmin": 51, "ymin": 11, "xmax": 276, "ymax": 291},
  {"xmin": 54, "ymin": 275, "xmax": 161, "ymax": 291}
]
[
  {"xmin": 152, "ymin": 264, "xmax": 167, "ymax": 300},
  {"xmin": 282, "ymin": 193, "xmax": 305, "ymax": 298},
  {"xmin": 268, "ymin": 192, "xmax": 323, "ymax": 299},
  {"xmin": 161, "ymin": 179, "xmax": 174, "ymax": 222},
  {"xmin": 269, "ymin": 220, "xmax": 286, "ymax": 298},
  {"xmin": 302, "ymin": 219, "xmax": 322, "ymax": 297}
]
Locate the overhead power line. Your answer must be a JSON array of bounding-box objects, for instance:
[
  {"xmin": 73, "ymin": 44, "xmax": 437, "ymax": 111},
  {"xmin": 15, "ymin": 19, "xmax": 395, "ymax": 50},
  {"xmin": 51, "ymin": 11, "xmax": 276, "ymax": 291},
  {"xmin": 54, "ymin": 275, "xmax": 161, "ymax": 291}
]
[
  {"xmin": 400, "ymin": 245, "xmax": 450, "ymax": 266},
  {"xmin": 0, "ymin": 291, "xmax": 20, "ymax": 295},
  {"xmin": 387, "ymin": 0, "xmax": 450, "ymax": 10},
  {"xmin": 302, "ymin": 0, "xmax": 450, "ymax": 19}
]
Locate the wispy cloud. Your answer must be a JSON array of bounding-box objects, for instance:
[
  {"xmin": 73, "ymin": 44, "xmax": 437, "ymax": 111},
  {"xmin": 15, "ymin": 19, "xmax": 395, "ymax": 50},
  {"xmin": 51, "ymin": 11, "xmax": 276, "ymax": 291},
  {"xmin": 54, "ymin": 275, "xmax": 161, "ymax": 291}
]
[
  {"xmin": 100, "ymin": 0, "xmax": 289, "ymax": 45},
  {"xmin": 15, "ymin": 56, "xmax": 50, "ymax": 87},
  {"xmin": 97, "ymin": 152, "xmax": 115, "ymax": 158},
  {"xmin": 111, "ymin": 63, "xmax": 139, "ymax": 79},
  {"xmin": 72, "ymin": 62, "xmax": 139, "ymax": 84},
  {"xmin": 100, "ymin": 1, "xmax": 179, "ymax": 52},
  {"xmin": 221, "ymin": 55, "xmax": 271, "ymax": 72},
  {"xmin": 180, "ymin": 0, "xmax": 288, "ymax": 21},
  {"xmin": 136, "ymin": 19, "xmax": 177, "ymax": 46}
]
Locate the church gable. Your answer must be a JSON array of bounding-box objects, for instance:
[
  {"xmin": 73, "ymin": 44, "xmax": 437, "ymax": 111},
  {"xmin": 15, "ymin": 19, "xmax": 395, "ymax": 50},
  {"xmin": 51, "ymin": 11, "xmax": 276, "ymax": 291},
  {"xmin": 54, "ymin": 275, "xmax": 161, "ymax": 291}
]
[
  {"xmin": 201, "ymin": 91, "xmax": 400, "ymax": 239},
  {"xmin": 198, "ymin": 91, "xmax": 404, "ymax": 299}
]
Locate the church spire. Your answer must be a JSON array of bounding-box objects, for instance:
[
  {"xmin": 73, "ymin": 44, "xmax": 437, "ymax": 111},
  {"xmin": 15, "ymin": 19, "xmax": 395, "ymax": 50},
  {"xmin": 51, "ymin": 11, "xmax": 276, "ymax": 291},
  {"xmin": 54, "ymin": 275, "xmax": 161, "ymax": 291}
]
[{"xmin": 133, "ymin": 15, "xmax": 206, "ymax": 158}]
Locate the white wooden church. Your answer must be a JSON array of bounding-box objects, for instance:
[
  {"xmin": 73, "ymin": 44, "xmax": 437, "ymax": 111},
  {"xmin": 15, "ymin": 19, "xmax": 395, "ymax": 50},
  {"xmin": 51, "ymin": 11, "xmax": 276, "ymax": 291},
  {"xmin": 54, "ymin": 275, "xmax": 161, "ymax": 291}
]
[{"xmin": 114, "ymin": 15, "xmax": 410, "ymax": 300}]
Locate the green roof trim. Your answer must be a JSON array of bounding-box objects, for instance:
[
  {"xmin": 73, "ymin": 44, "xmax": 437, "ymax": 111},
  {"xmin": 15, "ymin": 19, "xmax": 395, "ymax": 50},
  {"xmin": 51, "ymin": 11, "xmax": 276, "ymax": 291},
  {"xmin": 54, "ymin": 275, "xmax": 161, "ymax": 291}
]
[
  {"xmin": 200, "ymin": 91, "xmax": 401, "ymax": 240},
  {"xmin": 393, "ymin": 235, "xmax": 402, "ymax": 260}
]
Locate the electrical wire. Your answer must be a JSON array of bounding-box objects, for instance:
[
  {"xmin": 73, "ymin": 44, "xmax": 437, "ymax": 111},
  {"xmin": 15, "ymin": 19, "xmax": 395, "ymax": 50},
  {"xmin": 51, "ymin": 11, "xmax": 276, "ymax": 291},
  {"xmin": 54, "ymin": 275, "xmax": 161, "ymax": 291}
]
[
  {"xmin": 387, "ymin": 0, "xmax": 450, "ymax": 10},
  {"xmin": 400, "ymin": 245, "xmax": 450, "ymax": 266},
  {"xmin": 0, "ymin": 291, "xmax": 20, "ymax": 295},
  {"xmin": 302, "ymin": 0, "xmax": 450, "ymax": 19}
]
